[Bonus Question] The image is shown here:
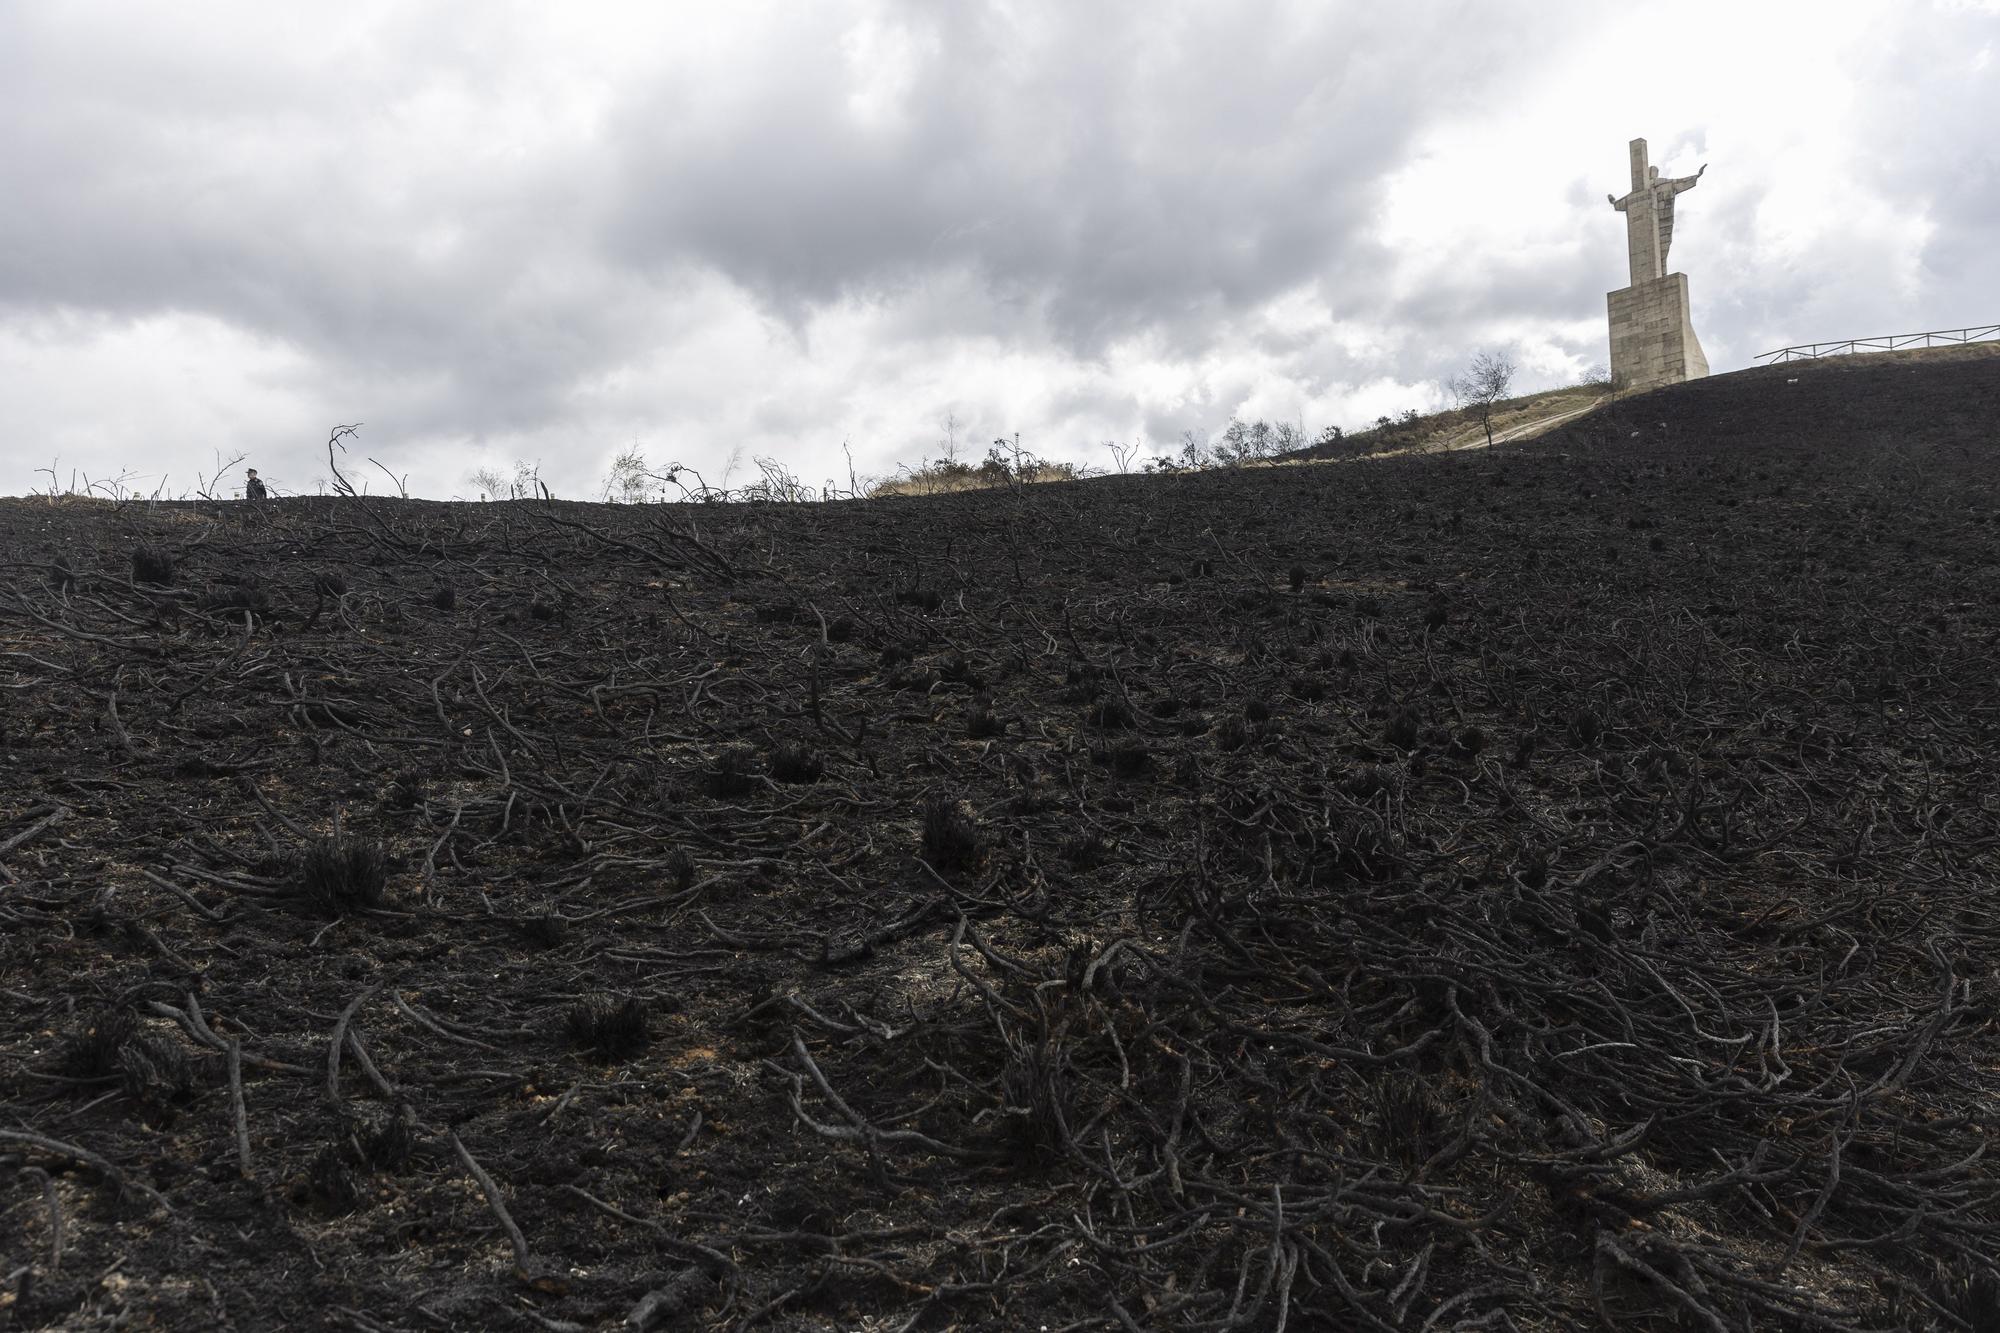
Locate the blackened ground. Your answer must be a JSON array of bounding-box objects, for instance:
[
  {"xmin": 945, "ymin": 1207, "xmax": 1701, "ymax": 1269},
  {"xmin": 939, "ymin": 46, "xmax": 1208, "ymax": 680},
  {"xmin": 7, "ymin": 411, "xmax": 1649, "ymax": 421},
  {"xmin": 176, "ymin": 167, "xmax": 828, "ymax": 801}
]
[{"xmin": 2, "ymin": 346, "xmax": 1998, "ymax": 1331}]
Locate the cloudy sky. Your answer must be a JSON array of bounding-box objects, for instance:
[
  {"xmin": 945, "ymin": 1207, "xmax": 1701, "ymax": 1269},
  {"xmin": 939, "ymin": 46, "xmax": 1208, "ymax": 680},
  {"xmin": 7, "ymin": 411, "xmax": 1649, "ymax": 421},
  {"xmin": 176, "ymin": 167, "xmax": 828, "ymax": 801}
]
[{"xmin": 3, "ymin": 1, "xmax": 1995, "ymax": 500}]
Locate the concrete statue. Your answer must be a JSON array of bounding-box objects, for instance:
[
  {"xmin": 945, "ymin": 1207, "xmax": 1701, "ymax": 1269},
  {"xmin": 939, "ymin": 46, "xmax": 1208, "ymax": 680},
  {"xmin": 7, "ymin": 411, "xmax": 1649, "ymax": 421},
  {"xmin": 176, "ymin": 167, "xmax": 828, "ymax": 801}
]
[{"xmin": 1605, "ymin": 138, "xmax": 1709, "ymax": 391}]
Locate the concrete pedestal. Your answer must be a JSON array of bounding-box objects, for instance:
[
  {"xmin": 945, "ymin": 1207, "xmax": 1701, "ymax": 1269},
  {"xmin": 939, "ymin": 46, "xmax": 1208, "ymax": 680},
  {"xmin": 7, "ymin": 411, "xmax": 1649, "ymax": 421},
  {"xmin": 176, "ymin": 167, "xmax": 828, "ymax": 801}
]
[{"xmin": 1607, "ymin": 272, "xmax": 1708, "ymax": 392}]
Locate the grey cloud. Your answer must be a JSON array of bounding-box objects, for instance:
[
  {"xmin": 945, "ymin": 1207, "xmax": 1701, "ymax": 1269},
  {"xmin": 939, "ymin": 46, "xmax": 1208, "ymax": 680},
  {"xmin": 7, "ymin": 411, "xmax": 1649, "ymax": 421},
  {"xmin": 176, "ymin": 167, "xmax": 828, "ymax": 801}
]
[
  {"xmin": 1861, "ymin": 19, "xmax": 2000, "ymax": 321},
  {"xmin": 0, "ymin": 7, "xmax": 657, "ymax": 442},
  {"xmin": 599, "ymin": 4, "xmax": 1588, "ymax": 352}
]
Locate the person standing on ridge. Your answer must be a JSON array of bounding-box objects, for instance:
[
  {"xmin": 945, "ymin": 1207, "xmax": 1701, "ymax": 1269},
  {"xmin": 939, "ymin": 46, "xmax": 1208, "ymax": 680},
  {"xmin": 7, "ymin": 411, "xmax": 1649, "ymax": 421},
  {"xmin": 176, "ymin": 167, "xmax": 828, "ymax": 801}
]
[{"xmin": 244, "ymin": 468, "xmax": 268, "ymax": 500}]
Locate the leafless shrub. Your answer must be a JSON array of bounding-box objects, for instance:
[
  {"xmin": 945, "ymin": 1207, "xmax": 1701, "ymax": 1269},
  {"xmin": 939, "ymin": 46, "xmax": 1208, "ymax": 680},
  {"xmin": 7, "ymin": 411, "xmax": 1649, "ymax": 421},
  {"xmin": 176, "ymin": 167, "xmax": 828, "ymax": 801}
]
[
  {"xmin": 565, "ymin": 996, "xmax": 651, "ymax": 1060},
  {"xmin": 296, "ymin": 835, "xmax": 389, "ymax": 916}
]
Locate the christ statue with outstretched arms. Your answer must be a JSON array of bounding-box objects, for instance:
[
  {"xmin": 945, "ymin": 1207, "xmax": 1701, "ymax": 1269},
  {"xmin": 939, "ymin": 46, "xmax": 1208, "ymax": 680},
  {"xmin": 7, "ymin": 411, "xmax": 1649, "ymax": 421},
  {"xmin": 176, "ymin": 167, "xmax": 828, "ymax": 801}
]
[{"xmin": 1609, "ymin": 154, "xmax": 1706, "ymax": 284}]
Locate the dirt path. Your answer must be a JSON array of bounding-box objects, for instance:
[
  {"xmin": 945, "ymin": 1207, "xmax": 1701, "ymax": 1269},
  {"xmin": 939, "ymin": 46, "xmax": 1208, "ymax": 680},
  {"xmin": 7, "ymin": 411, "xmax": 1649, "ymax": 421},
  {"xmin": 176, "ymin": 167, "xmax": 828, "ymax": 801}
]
[{"xmin": 1478, "ymin": 398, "xmax": 1601, "ymax": 445}]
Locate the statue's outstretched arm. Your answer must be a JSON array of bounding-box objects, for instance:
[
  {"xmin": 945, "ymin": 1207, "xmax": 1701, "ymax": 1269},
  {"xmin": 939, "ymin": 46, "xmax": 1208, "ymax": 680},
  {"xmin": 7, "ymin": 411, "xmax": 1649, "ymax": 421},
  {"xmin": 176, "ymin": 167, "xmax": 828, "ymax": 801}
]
[
  {"xmin": 1664, "ymin": 165, "xmax": 1706, "ymax": 193},
  {"xmin": 1608, "ymin": 192, "xmax": 1627, "ymax": 211}
]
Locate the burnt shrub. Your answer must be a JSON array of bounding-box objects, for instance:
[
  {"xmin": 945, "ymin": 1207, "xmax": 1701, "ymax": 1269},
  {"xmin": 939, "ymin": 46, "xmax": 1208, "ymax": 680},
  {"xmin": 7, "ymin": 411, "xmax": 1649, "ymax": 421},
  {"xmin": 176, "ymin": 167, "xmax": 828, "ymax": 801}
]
[
  {"xmin": 385, "ymin": 770, "xmax": 427, "ymax": 811},
  {"xmin": 116, "ymin": 1034, "xmax": 195, "ymax": 1105},
  {"xmin": 1084, "ymin": 698, "xmax": 1135, "ymax": 730},
  {"xmin": 768, "ymin": 741, "xmax": 826, "ymax": 784},
  {"xmin": 1062, "ymin": 834, "xmax": 1111, "ymax": 870},
  {"xmin": 1244, "ymin": 696, "xmax": 1273, "ymax": 723},
  {"xmin": 1345, "ymin": 764, "xmax": 1402, "ymax": 802},
  {"xmin": 966, "ymin": 706, "xmax": 1005, "ymax": 739},
  {"xmin": 197, "ymin": 584, "xmax": 271, "ymax": 616},
  {"xmin": 1569, "ymin": 708, "xmax": 1605, "ymax": 749},
  {"xmin": 997, "ymin": 1042, "xmax": 1072, "ymax": 1163},
  {"xmin": 706, "ymin": 746, "xmax": 760, "ymax": 799},
  {"xmin": 1383, "ymin": 709, "xmax": 1422, "ymax": 750},
  {"xmin": 132, "ymin": 545, "xmax": 174, "ymax": 586},
  {"xmin": 1098, "ymin": 739, "xmax": 1152, "ymax": 778},
  {"xmin": 303, "ymin": 1145, "xmax": 362, "ymax": 1216},
  {"xmin": 1934, "ymin": 1265, "xmax": 2000, "ymax": 1333},
  {"xmin": 664, "ymin": 846, "xmax": 697, "ymax": 890},
  {"xmin": 1311, "ymin": 810, "xmax": 1401, "ymax": 881},
  {"xmin": 1057, "ymin": 662, "xmax": 1101, "ymax": 704},
  {"xmin": 936, "ymin": 653, "xmax": 983, "ymax": 687},
  {"xmin": 1373, "ymin": 1072, "xmax": 1448, "ymax": 1168},
  {"xmin": 313, "ymin": 571, "xmax": 348, "ymax": 597},
  {"xmin": 1288, "ymin": 565, "xmax": 1307, "ymax": 592},
  {"xmin": 920, "ymin": 796, "xmax": 982, "ymax": 872},
  {"xmin": 1447, "ymin": 726, "xmax": 1488, "ymax": 760},
  {"xmin": 296, "ymin": 835, "xmax": 389, "ymax": 916},
  {"xmin": 432, "ymin": 582, "xmax": 456, "ymax": 612},
  {"xmin": 54, "ymin": 1009, "xmax": 139, "ymax": 1080},
  {"xmin": 355, "ymin": 1110, "xmax": 416, "ymax": 1172},
  {"xmin": 1214, "ymin": 715, "xmax": 1251, "ymax": 752},
  {"xmin": 565, "ymin": 995, "xmax": 651, "ymax": 1061},
  {"xmin": 54, "ymin": 1010, "xmax": 193, "ymax": 1108},
  {"xmin": 521, "ymin": 905, "xmax": 569, "ymax": 949},
  {"xmin": 1516, "ymin": 852, "xmax": 1550, "ymax": 890}
]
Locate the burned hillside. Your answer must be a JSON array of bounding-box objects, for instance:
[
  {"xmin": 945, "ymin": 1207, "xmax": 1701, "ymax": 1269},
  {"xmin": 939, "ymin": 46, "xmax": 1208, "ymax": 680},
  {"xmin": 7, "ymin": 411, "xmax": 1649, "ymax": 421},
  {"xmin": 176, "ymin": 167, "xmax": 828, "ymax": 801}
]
[{"xmin": 2, "ymin": 348, "xmax": 1999, "ymax": 1330}]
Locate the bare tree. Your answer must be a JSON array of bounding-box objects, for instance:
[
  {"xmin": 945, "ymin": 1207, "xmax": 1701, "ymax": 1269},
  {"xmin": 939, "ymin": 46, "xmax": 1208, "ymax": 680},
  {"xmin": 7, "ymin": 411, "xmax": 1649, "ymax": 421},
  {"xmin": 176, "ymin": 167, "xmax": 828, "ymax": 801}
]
[
  {"xmin": 466, "ymin": 465, "xmax": 507, "ymax": 500},
  {"xmin": 1449, "ymin": 352, "xmax": 1517, "ymax": 449},
  {"xmin": 602, "ymin": 446, "xmax": 656, "ymax": 503},
  {"xmin": 464, "ymin": 460, "xmax": 542, "ymax": 500},
  {"xmin": 1216, "ymin": 419, "xmax": 1279, "ymax": 466},
  {"xmin": 1104, "ymin": 439, "xmax": 1140, "ymax": 474},
  {"xmin": 508, "ymin": 460, "xmax": 543, "ymax": 499},
  {"xmin": 195, "ymin": 451, "xmax": 249, "ymax": 501},
  {"xmin": 745, "ymin": 456, "xmax": 812, "ymax": 503},
  {"xmin": 324, "ymin": 423, "xmax": 364, "ymax": 496},
  {"xmin": 1179, "ymin": 429, "xmax": 1211, "ymax": 470}
]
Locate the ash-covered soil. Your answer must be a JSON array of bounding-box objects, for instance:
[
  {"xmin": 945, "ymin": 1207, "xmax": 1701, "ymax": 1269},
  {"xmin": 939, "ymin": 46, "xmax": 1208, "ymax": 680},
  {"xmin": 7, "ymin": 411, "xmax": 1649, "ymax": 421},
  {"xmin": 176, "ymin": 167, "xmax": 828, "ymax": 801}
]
[{"xmin": 3, "ymin": 350, "xmax": 1998, "ymax": 1331}]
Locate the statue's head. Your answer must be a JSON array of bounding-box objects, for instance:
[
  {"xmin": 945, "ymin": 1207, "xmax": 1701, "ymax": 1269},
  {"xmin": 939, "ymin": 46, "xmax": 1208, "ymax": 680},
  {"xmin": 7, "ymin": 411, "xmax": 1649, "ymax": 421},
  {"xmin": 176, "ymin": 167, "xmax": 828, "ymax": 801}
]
[{"xmin": 1648, "ymin": 166, "xmax": 1660, "ymax": 181}]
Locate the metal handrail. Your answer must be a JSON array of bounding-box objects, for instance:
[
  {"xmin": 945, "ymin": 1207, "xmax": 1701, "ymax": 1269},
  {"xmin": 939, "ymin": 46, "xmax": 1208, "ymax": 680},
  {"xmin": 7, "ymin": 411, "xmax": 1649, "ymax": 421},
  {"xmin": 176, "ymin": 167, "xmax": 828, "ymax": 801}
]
[{"xmin": 1756, "ymin": 324, "xmax": 2000, "ymax": 363}]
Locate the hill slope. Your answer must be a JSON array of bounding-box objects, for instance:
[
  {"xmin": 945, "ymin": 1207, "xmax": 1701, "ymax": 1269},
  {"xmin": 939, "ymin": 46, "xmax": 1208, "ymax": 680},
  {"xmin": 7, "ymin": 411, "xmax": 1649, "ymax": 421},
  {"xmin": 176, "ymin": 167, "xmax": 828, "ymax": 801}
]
[{"xmin": 2, "ymin": 349, "xmax": 1997, "ymax": 1330}]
